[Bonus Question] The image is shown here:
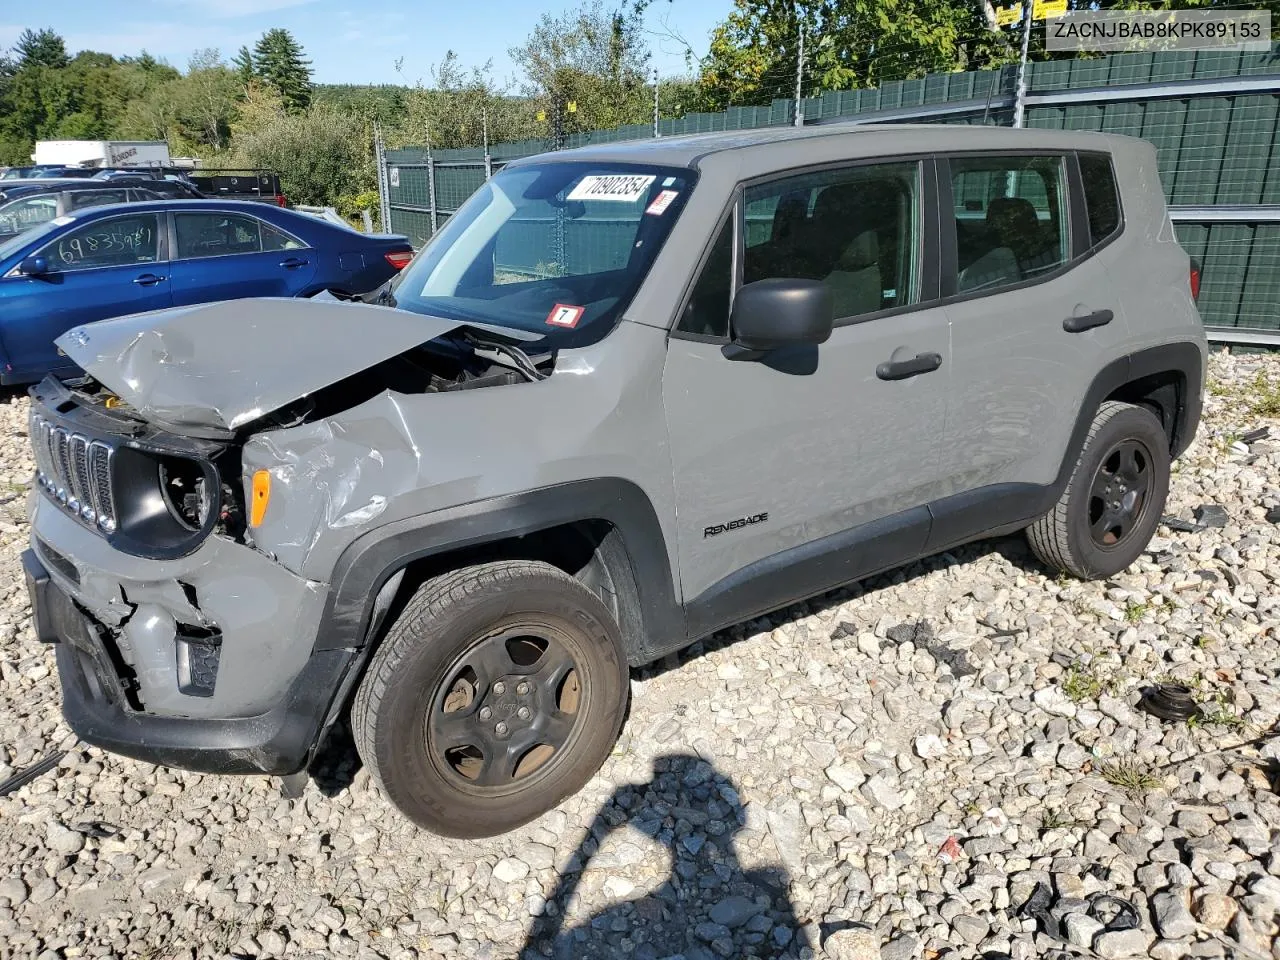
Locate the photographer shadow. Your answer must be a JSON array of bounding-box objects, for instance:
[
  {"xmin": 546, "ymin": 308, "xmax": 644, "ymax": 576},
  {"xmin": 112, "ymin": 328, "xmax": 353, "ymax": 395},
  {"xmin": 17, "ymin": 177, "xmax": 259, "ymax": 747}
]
[{"xmin": 520, "ymin": 752, "xmax": 812, "ymax": 960}]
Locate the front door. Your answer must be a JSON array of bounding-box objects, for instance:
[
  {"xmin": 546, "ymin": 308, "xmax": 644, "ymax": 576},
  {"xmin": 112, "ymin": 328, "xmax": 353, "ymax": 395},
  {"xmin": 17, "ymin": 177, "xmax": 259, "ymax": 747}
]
[
  {"xmin": 662, "ymin": 159, "xmax": 952, "ymax": 634},
  {"xmin": 169, "ymin": 210, "xmax": 315, "ymax": 305},
  {"xmin": 0, "ymin": 211, "xmax": 170, "ymax": 380}
]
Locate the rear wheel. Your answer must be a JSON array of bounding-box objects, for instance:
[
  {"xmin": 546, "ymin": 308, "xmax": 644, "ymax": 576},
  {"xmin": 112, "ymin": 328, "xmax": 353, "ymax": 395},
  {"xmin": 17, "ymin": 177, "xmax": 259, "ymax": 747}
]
[
  {"xmin": 1027, "ymin": 401, "xmax": 1169, "ymax": 580},
  {"xmin": 351, "ymin": 560, "xmax": 629, "ymax": 837}
]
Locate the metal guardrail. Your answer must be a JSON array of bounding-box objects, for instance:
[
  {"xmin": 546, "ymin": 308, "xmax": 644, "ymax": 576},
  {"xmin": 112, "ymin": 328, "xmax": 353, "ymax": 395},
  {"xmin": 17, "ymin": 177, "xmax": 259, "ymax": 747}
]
[
  {"xmin": 1170, "ymin": 205, "xmax": 1280, "ymax": 223},
  {"xmin": 1205, "ymin": 327, "xmax": 1280, "ymax": 347}
]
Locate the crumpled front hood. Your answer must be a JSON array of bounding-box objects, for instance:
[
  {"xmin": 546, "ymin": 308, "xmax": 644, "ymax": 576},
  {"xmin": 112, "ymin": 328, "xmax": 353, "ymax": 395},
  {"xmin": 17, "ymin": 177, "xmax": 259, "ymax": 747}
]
[{"xmin": 56, "ymin": 297, "xmax": 469, "ymax": 435}]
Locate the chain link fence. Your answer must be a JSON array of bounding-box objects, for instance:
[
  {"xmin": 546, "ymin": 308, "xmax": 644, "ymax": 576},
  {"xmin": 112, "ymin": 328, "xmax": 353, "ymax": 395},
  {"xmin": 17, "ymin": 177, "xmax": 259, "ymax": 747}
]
[{"xmin": 382, "ymin": 46, "xmax": 1280, "ymax": 340}]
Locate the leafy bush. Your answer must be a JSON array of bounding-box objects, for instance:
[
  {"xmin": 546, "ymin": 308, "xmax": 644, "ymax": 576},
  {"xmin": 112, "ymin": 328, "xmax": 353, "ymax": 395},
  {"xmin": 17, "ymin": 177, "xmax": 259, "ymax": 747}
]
[
  {"xmin": 335, "ymin": 190, "xmax": 382, "ymax": 229},
  {"xmin": 232, "ymin": 104, "xmax": 372, "ymax": 207}
]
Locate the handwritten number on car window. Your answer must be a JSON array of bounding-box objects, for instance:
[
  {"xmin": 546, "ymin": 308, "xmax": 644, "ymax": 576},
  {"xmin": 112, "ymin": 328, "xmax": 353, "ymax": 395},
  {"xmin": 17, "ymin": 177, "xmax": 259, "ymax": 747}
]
[{"xmin": 55, "ymin": 222, "xmax": 154, "ymax": 266}]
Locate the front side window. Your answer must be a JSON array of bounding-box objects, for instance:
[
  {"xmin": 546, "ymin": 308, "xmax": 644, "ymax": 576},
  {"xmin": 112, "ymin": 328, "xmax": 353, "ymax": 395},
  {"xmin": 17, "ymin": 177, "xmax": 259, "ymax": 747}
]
[
  {"xmin": 677, "ymin": 214, "xmax": 734, "ymax": 337},
  {"xmin": 1079, "ymin": 152, "xmax": 1121, "ymax": 248},
  {"xmin": 0, "ymin": 195, "xmax": 58, "ymax": 235},
  {"xmin": 388, "ymin": 161, "xmax": 696, "ymax": 348},
  {"xmin": 950, "ymin": 154, "xmax": 1068, "ymax": 294},
  {"xmin": 743, "ymin": 161, "xmax": 921, "ymax": 321},
  {"xmin": 40, "ymin": 214, "xmax": 160, "ymax": 271}
]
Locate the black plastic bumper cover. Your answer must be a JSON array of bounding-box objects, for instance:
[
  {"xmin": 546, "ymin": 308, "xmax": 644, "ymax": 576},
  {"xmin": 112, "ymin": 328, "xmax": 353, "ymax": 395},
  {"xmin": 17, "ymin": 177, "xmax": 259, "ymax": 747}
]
[{"xmin": 26, "ymin": 548, "xmax": 351, "ymax": 776}]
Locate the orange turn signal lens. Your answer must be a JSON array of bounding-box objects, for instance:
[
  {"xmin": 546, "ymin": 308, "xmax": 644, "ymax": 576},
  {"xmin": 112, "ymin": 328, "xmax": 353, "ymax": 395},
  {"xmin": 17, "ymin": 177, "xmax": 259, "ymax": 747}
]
[{"xmin": 250, "ymin": 470, "xmax": 271, "ymax": 527}]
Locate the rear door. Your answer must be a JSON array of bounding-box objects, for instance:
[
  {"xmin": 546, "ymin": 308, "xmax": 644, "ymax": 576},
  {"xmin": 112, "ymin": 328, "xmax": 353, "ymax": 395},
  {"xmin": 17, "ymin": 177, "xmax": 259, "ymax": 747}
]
[
  {"xmin": 662, "ymin": 158, "xmax": 952, "ymax": 628},
  {"xmin": 169, "ymin": 210, "xmax": 316, "ymax": 304},
  {"xmin": 0, "ymin": 211, "xmax": 170, "ymax": 378},
  {"xmin": 934, "ymin": 151, "xmax": 1130, "ymax": 546}
]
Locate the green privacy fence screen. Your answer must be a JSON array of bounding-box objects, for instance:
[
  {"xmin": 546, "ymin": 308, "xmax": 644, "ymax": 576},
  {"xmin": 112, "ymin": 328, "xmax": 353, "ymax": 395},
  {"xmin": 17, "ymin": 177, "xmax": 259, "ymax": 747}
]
[{"xmin": 384, "ymin": 46, "xmax": 1280, "ymax": 335}]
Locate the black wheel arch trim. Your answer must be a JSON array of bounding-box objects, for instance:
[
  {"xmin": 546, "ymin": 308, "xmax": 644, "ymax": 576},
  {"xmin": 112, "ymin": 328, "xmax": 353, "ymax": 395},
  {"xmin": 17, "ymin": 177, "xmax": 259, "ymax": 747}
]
[
  {"xmin": 1060, "ymin": 340, "xmax": 1203, "ymax": 479},
  {"xmin": 311, "ymin": 478, "xmax": 685, "ymax": 664}
]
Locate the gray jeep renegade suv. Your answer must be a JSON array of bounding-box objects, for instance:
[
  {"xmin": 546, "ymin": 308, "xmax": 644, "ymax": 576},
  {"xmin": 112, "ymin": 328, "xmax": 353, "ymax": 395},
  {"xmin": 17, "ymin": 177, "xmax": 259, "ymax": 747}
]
[{"xmin": 23, "ymin": 124, "xmax": 1206, "ymax": 837}]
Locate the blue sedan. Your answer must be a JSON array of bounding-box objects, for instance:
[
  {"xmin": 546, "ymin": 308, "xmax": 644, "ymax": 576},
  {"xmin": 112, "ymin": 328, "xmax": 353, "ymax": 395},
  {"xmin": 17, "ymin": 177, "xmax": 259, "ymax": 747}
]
[{"xmin": 0, "ymin": 200, "xmax": 414, "ymax": 384}]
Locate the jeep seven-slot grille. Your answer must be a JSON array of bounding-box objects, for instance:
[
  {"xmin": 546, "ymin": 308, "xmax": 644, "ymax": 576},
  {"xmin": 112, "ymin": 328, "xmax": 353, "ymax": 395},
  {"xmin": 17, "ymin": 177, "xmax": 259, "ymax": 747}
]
[{"xmin": 30, "ymin": 413, "xmax": 116, "ymax": 533}]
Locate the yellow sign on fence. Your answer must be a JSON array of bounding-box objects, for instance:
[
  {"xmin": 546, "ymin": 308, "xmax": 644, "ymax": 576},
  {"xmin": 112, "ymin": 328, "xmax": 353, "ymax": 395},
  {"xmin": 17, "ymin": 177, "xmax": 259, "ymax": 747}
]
[
  {"xmin": 996, "ymin": 5, "xmax": 1022, "ymax": 27},
  {"xmin": 1033, "ymin": 0, "xmax": 1068, "ymax": 20}
]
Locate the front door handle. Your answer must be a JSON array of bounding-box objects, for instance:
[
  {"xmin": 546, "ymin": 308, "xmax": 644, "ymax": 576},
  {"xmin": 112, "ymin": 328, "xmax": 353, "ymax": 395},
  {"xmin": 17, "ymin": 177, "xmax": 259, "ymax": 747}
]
[
  {"xmin": 1063, "ymin": 309, "xmax": 1114, "ymax": 333},
  {"xmin": 279, "ymin": 257, "xmax": 309, "ymax": 269},
  {"xmin": 133, "ymin": 273, "xmax": 164, "ymax": 286},
  {"xmin": 877, "ymin": 351, "xmax": 942, "ymax": 381}
]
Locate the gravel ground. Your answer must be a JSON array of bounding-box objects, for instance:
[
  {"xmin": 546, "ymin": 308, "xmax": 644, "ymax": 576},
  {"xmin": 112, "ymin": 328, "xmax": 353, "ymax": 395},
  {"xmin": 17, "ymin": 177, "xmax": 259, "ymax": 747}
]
[{"xmin": 2, "ymin": 352, "xmax": 1280, "ymax": 960}]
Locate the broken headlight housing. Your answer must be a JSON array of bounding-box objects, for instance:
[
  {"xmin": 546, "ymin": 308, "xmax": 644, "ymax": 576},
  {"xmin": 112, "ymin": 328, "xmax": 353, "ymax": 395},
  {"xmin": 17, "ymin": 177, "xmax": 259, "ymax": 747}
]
[{"xmin": 108, "ymin": 446, "xmax": 223, "ymax": 559}]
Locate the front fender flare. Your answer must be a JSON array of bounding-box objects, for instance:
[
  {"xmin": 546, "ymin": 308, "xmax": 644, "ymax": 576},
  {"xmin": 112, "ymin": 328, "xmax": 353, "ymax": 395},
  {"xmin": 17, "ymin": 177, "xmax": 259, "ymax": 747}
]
[{"xmin": 311, "ymin": 478, "xmax": 685, "ymax": 662}]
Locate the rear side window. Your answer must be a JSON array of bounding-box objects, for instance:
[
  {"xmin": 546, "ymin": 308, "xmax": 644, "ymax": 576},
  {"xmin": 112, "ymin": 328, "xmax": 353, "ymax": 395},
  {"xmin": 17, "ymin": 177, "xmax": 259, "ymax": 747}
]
[
  {"xmin": 1079, "ymin": 152, "xmax": 1121, "ymax": 247},
  {"xmin": 68, "ymin": 189, "xmax": 128, "ymax": 211},
  {"xmin": 261, "ymin": 221, "xmax": 306, "ymax": 251},
  {"xmin": 949, "ymin": 154, "xmax": 1068, "ymax": 294},
  {"xmin": 175, "ymin": 212, "xmax": 302, "ymax": 257}
]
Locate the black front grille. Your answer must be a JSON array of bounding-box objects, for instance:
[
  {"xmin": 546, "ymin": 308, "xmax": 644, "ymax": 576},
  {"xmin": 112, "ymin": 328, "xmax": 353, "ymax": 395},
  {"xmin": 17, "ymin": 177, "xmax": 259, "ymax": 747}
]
[{"xmin": 30, "ymin": 412, "xmax": 117, "ymax": 533}]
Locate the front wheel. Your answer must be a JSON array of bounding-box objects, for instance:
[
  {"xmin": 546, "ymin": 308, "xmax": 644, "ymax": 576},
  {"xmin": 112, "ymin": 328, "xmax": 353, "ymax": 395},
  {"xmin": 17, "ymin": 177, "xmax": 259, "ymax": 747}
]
[
  {"xmin": 351, "ymin": 559, "xmax": 629, "ymax": 838},
  {"xmin": 1027, "ymin": 401, "xmax": 1170, "ymax": 580}
]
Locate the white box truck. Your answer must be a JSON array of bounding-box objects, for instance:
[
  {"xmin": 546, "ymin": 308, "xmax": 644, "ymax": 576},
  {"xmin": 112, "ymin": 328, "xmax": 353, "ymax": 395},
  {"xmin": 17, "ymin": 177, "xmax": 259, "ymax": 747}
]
[{"xmin": 32, "ymin": 140, "xmax": 172, "ymax": 169}]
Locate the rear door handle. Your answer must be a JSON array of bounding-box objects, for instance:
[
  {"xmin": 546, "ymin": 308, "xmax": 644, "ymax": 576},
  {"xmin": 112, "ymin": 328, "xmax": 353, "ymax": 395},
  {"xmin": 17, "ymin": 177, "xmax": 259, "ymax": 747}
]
[
  {"xmin": 279, "ymin": 257, "xmax": 309, "ymax": 269},
  {"xmin": 1063, "ymin": 309, "xmax": 1114, "ymax": 333},
  {"xmin": 133, "ymin": 273, "xmax": 164, "ymax": 286},
  {"xmin": 877, "ymin": 351, "xmax": 942, "ymax": 381}
]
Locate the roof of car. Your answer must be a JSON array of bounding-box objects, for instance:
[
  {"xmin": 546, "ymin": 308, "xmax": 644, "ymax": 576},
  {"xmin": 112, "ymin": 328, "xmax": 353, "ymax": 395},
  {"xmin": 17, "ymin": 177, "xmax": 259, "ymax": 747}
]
[
  {"xmin": 43, "ymin": 198, "xmax": 293, "ymax": 215},
  {"xmin": 507, "ymin": 122, "xmax": 1139, "ymax": 172},
  {"xmin": 0, "ymin": 178, "xmax": 135, "ymax": 194}
]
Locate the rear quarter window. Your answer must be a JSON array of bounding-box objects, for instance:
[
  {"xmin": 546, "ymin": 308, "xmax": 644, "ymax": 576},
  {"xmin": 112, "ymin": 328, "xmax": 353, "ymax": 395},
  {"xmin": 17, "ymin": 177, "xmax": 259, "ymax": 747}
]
[{"xmin": 1079, "ymin": 153, "xmax": 1122, "ymax": 248}]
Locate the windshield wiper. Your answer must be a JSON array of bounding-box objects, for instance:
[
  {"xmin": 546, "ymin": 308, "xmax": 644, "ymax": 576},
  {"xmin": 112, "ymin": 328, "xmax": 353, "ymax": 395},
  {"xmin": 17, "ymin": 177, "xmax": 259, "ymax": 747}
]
[{"xmin": 459, "ymin": 330, "xmax": 548, "ymax": 383}]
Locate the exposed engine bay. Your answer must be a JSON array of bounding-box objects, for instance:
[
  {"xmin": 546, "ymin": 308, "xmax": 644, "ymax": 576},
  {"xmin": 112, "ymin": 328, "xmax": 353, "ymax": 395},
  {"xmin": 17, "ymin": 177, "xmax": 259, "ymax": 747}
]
[{"xmin": 37, "ymin": 322, "xmax": 551, "ymax": 558}]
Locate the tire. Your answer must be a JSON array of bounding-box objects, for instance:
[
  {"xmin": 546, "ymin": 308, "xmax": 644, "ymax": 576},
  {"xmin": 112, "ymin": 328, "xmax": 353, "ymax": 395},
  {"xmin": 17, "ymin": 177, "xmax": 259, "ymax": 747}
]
[
  {"xmin": 351, "ymin": 559, "xmax": 629, "ymax": 838},
  {"xmin": 1027, "ymin": 401, "xmax": 1170, "ymax": 580}
]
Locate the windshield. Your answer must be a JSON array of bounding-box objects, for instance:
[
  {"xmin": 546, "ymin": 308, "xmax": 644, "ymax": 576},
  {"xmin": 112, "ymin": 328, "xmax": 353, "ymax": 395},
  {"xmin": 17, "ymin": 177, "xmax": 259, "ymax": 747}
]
[{"xmin": 388, "ymin": 160, "xmax": 696, "ymax": 349}]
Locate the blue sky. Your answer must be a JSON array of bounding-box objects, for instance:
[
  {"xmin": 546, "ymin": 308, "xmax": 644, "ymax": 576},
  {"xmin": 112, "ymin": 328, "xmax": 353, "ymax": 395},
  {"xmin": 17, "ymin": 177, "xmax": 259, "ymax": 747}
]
[{"xmin": 0, "ymin": 0, "xmax": 732, "ymax": 87}]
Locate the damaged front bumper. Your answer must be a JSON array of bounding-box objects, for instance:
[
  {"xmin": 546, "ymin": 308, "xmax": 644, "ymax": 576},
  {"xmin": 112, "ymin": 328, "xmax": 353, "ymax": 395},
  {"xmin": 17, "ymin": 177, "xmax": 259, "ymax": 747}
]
[{"xmin": 27, "ymin": 494, "xmax": 348, "ymax": 775}]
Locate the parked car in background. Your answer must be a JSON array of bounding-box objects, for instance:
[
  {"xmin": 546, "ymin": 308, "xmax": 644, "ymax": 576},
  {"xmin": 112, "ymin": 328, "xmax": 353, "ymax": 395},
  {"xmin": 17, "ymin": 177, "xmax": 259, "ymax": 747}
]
[
  {"xmin": 1, "ymin": 165, "xmax": 94, "ymax": 180},
  {"xmin": 0, "ymin": 199, "xmax": 414, "ymax": 383},
  {"xmin": 0, "ymin": 179, "xmax": 174, "ymax": 241},
  {"xmin": 93, "ymin": 177, "xmax": 206, "ymax": 201}
]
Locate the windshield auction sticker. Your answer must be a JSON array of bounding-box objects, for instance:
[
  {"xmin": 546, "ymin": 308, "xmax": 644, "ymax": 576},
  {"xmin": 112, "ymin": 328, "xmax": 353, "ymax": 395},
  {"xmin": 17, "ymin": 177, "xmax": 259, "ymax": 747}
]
[
  {"xmin": 546, "ymin": 304, "xmax": 586, "ymax": 328},
  {"xmin": 645, "ymin": 190, "xmax": 679, "ymax": 216},
  {"xmin": 567, "ymin": 175, "xmax": 656, "ymax": 203}
]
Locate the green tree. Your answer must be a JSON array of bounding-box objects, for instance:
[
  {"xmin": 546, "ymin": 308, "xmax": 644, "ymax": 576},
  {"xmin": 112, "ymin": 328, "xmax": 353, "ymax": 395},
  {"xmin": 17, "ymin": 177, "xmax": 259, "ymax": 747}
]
[
  {"xmin": 698, "ymin": 0, "xmax": 1016, "ymax": 109},
  {"xmin": 510, "ymin": 1, "xmax": 653, "ymax": 136},
  {"xmin": 176, "ymin": 49, "xmax": 241, "ymax": 149},
  {"xmin": 232, "ymin": 45, "xmax": 255, "ymax": 86},
  {"xmin": 399, "ymin": 51, "xmax": 537, "ymax": 150},
  {"xmin": 252, "ymin": 28, "xmax": 313, "ymax": 112},
  {"xmin": 15, "ymin": 28, "xmax": 70, "ymax": 69}
]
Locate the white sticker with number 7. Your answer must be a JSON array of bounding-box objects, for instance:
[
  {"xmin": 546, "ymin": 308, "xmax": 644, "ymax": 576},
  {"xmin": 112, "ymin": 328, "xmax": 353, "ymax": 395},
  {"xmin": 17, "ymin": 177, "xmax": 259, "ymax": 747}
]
[{"xmin": 546, "ymin": 304, "xmax": 585, "ymax": 328}]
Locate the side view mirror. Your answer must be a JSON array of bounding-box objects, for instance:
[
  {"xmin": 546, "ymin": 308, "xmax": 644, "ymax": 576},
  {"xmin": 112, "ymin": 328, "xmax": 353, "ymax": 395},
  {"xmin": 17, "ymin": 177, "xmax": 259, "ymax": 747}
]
[
  {"xmin": 18, "ymin": 255, "xmax": 51, "ymax": 277},
  {"xmin": 730, "ymin": 278, "xmax": 834, "ymax": 352}
]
